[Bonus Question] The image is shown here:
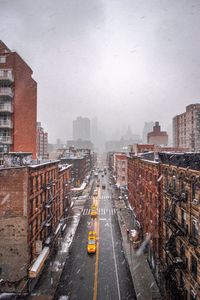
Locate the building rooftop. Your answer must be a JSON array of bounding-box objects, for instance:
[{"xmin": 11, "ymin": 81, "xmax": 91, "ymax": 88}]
[{"xmin": 158, "ymin": 152, "xmax": 200, "ymax": 170}]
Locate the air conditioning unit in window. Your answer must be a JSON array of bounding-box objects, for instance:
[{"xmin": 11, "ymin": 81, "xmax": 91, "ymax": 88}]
[
  {"xmin": 191, "ymin": 289, "xmax": 197, "ymax": 298},
  {"xmin": 192, "ymin": 198, "xmax": 199, "ymax": 206}
]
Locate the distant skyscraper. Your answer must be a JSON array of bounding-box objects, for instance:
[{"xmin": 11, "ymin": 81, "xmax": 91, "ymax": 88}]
[
  {"xmin": 73, "ymin": 116, "xmax": 90, "ymax": 140},
  {"xmin": 173, "ymin": 103, "xmax": 200, "ymax": 151},
  {"xmin": 142, "ymin": 122, "xmax": 154, "ymax": 143},
  {"xmin": 91, "ymin": 117, "xmax": 98, "ymax": 142}
]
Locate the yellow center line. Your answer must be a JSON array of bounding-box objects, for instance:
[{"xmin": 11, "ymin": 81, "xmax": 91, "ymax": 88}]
[{"xmin": 93, "ymin": 187, "xmax": 100, "ymax": 300}]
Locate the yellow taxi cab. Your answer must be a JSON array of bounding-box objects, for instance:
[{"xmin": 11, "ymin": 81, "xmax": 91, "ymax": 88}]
[
  {"xmin": 90, "ymin": 205, "xmax": 97, "ymax": 218},
  {"xmin": 88, "ymin": 231, "xmax": 96, "ymax": 238},
  {"xmin": 87, "ymin": 235, "xmax": 96, "ymax": 254}
]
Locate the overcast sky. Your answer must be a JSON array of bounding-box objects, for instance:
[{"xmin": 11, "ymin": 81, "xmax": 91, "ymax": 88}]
[{"xmin": 1, "ymin": 0, "xmax": 200, "ymax": 142}]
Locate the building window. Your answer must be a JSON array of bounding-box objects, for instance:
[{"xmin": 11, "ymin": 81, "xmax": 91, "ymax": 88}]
[
  {"xmin": 190, "ymin": 289, "xmax": 197, "ymax": 300},
  {"xmin": 30, "ymin": 199, "xmax": 34, "ymax": 216},
  {"xmin": 181, "ymin": 209, "xmax": 186, "ymax": 228},
  {"xmin": 29, "ymin": 223, "xmax": 33, "ymax": 239},
  {"xmin": 191, "ymin": 218, "xmax": 198, "ymax": 239},
  {"xmin": 191, "ymin": 255, "xmax": 197, "ymax": 279},
  {"xmin": 0, "ymin": 56, "xmax": 6, "ymax": 63},
  {"xmin": 35, "ymin": 197, "xmax": 39, "ymax": 210},
  {"xmin": 149, "ymin": 173, "xmax": 152, "ymax": 182},
  {"xmin": 35, "ymin": 176, "xmax": 38, "ymax": 190}
]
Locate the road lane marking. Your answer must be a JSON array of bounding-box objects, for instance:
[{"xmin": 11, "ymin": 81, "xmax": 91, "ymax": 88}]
[
  {"xmin": 81, "ymin": 207, "xmax": 117, "ymax": 216},
  {"xmin": 110, "ymin": 211, "xmax": 121, "ymax": 300},
  {"xmin": 93, "ymin": 187, "xmax": 100, "ymax": 300}
]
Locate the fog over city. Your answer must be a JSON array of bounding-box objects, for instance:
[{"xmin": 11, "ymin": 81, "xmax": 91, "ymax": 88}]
[{"xmin": 0, "ymin": 0, "xmax": 200, "ymax": 143}]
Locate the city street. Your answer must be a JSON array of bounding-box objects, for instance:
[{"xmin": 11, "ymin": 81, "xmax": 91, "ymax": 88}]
[{"xmin": 54, "ymin": 171, "xmax": 136, "ymax": 300}]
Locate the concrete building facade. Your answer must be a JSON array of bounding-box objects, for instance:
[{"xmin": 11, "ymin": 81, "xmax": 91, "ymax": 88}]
[
  {"xmin": 142, "ymin": 121, "xmax": 154, "ymax": 143},
  {"xmin": 0, "ymin": 40, "xmax": 37, "ymax": 163},
  {"xmin": 173, "ymin": 104, "xmax": 200, "ymax": 151}
]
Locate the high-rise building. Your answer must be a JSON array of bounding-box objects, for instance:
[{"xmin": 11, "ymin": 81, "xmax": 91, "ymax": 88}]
[
  {"xmin": 36, "ymin": 122, "xmax": 49, "ymax": 159},
  {"xmin": 0, "ymin": 40, "xmax": 37, "ymax": 163},
  {"xmin": 173, "ymin": 103, "xmax": 200, "ymax": 151},
  {"xmin": 73, "ymin": 116, "xmax": 90, "ymax": 140},
  {"xmin": 147, "ymin": 121, "xmax": 168, "ymax": 146},
  {"xmin": 91, "ymin": 117, "xmax": 98, "ymax": 142},
  {"xmin": 142, "ymin": 121, "xmax": 154, "ymax": 143}
]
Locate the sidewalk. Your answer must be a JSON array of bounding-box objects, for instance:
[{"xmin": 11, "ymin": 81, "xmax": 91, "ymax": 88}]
[
  {"xmin": 30, "ymin": 179, "xmax": 94, "ymax": 299},
  {"xmin": 115, "ymin": 199, "xmax": 162, "ymax": 300},
  {"xmin": 30, "ymin": 215, "xmax": 80, "ymax": 299}
]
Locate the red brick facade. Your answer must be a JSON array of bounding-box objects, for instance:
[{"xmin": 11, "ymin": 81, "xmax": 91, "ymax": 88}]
[
  {"xmin": 128, "ymin": 155, "xmax": 162, "ymax": 276},
  {"xmin": 0, "ymin": 40, "xmax": 37, "ymax": 160},
  {"xmin": 114, "ymin": 153, "xmax": 128, "ymax": 187},
  {"xmin": 0, "ymin": 160, "xmax": 71, "ymax": 293},
  {"xmin": 147, "ymin": 122, "xmax": 168, "ymax": 146},
  {"xmin": 160, "ymin": 153, "xmax": 200, "ymax": 300}
]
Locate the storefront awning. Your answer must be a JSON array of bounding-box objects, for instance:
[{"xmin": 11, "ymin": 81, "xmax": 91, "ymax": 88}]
[
  {"xmin": 71, "ymin": 182, "xmax": 86, "ymax": 192},
  {"xmin": 29, "ymin": 247, "xmax": 49, "ymax": 278}
]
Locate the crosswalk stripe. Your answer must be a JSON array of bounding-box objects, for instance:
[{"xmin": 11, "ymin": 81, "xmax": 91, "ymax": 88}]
[
  {"xmin": 81, "ymin": 208, "xmax": 117, "ymax": 216},
  {"xmin": 100, "ymin": 195, "xmax": 111, "ymax": 200}
]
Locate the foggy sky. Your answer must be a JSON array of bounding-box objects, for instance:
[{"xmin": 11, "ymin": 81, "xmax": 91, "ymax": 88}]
[{"xmin": 1, "ymin": 0, "xmax": 200, "ymax": 143}]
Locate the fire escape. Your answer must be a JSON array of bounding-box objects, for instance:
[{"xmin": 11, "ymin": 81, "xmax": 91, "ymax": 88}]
[
  {"xmin": 163, "ymin": 186, "xmax": 188, "ymax": 299},
  {"xmin": 41, "ymin": 181, "xmax": 55, "ymax": 246}
]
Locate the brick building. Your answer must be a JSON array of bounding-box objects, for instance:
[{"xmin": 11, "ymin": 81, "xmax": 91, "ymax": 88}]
[
  {"xmin": 173, "ymin": 103, "xmax": 200, "ymax": 151},
  {"xmin": 129, "ymin": 144, "xmax": 188, "ymax": 155},
  {"xmin": 147, "ymin": 122, "xmax": 168, "ymax": 146},
  {"xmin": 59, "ymin": 147, "xmax": 95, "ymax": 188},
  {"xmin": 129, "ymin": 144, "xmax": 156, "ymax": 154},
  {"xmin": 128, "ymin": 153, "xmax": 162, "ymax": 282},
  {"xmin": 0, "ymin": 40, "xmax": 37, "ymax": 163},
  {"xmin": 0, "ymin": 153, "xmax": 71, "ymax": 293},
  {"xmin": 36, "ymin": 122, "xmax": 49, "ymax": 159},
  {"xmin": 159, "ymin": 153, "xmax": 200, "ymax": 300},
  {"xmin": 107, "ymin": 152, "xmax": 114, "ymax": 174},
  {"xmin": 114, "ymin": 153, "xmax": 128, "ymax": 187}
]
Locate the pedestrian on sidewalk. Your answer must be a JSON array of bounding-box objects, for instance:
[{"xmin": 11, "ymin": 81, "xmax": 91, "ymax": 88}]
[{"xmin": 126, "ymin": 228, "xmax": 129, "ymax": 241}]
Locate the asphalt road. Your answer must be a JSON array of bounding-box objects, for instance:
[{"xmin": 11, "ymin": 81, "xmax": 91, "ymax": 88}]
[{"xmin": 54, "ymin": 170, "xmax": 136, "ymax": 300}]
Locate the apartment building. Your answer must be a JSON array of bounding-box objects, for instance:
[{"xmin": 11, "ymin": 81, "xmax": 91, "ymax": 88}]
[
  {"xmin": 128, "ymin": 144, "xmax": 189, "ymax": 155},
  {"xmin": 159, "ymin": 152, "xmax": 200, "ymax": 300},
  {"xmin": 59, "ymin": 147, "xmax": 95, "ymax": 188},
  {"xmin": 128, "ymin": 153, "xmax": 162, "ymax": 280},
  {"xmin": 173, "ymin": 104, "xmax": 200, "ymax": 151},
  {"xmin": 0, "ymin": 153, "xmax": 71, "ymax": 293},
  {"xmin": 107, "ymin": 151, "xmax": 114, "ymax": 173},
  {"xmin": 0, "ymin": 40, "xmax": 37, "ymax": 163},
  {"xmin": 147, "ymin": 122, "xmax": 168, "ymax": 146},
  {"xmin": 36, "ymin": 122, "xmax": 49, "ymax": 159},
  {"xmin": 114, "ymin": 153, "xmax": 128, "ymax": 187}
]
